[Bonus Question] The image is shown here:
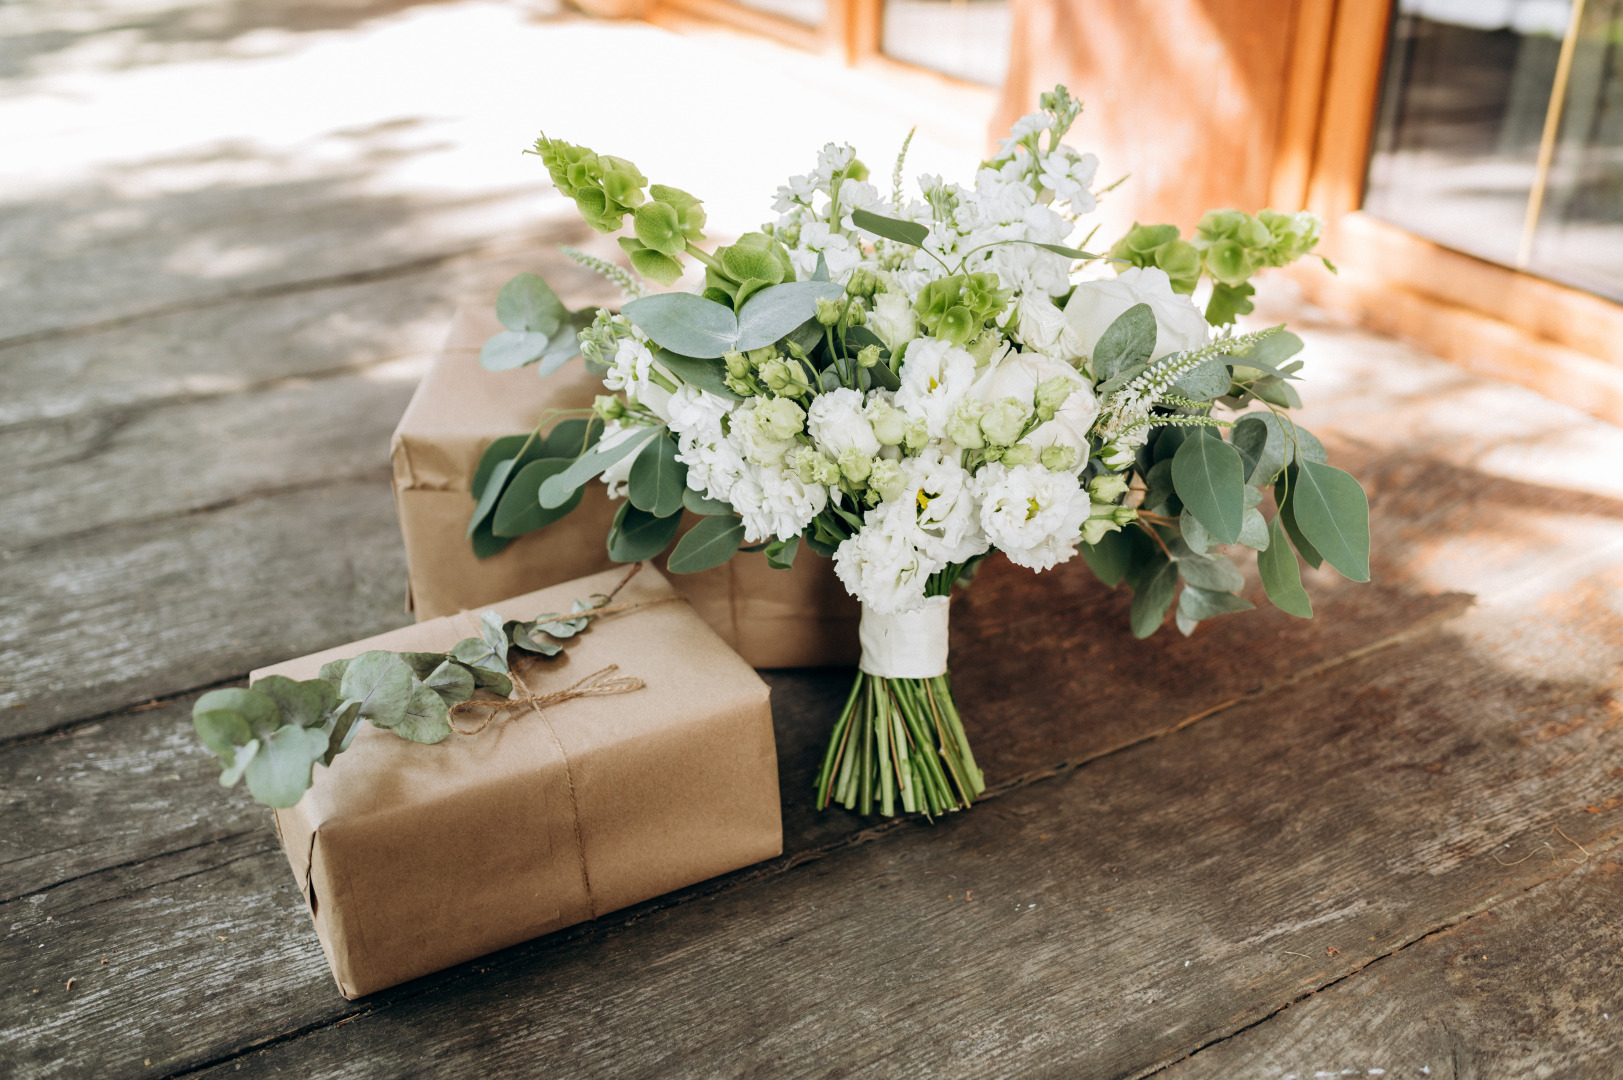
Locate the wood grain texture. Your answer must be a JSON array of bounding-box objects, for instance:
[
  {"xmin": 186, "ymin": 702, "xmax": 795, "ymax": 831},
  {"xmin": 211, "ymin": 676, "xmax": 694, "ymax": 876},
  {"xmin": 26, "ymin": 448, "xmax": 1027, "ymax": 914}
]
[
  {"xmin": 96, "ymin": 627, "xmax": 1608, "ymax": 1080},
  {"xmin": 1160, "ymin": 856, "xmax": 1623, "ymax": 1079}
]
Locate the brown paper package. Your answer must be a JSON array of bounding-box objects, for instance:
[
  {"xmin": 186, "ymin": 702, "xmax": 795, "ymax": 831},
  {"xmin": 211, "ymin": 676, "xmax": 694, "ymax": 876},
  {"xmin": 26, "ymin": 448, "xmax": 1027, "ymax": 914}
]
[
  {"xmin": 391, "ymin": 307, "xmax": 859, "ymax": 668},
  {"xmin": 256, "ymin": 566, "xmax": 783, "ymax": 1000}
]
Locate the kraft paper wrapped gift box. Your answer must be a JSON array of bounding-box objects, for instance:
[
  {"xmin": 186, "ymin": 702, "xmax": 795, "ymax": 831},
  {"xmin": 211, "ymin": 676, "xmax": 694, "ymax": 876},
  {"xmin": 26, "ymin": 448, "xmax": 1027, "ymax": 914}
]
[
  {"xmin": 255, "ymin": 565, "xmax": 782, "ymax": 999},
  {"xmin": 390, "ymin": 307, "xmax": 859, "ymax": 669}
]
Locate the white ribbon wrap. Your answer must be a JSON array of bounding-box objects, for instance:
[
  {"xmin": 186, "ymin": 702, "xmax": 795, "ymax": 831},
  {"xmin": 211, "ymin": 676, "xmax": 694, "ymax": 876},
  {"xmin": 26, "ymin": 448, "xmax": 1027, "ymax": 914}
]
[{"xmin": 858, "ymin": 596, "xmax": 950, "ymax": 679}]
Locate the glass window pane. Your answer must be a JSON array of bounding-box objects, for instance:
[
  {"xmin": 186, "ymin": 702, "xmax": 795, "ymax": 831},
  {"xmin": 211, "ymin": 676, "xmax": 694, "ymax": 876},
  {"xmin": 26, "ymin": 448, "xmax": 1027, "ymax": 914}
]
[
  {"xmin": 1365, "ymin": 2, "xmax": 1564, "ymax": 270},
  {"xmin": 882, "ymin": 0, "xmax": 1010, "ymax": 87},
  {"xmin": 1526, "ymin": 0, "xmax": 1623, "ymax": 300},
  {"xmin": 732, "ymin": 0, "xmax": 826, "ymax": 27}
]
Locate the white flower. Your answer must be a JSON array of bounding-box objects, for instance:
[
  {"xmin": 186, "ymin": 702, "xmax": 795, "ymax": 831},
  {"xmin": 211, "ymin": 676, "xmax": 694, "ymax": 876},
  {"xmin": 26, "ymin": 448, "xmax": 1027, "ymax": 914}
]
[
  {"xmin": 832, "ymin": 505, "xmax": 938, "ymax": 615},
  {"xmin": 807, "ymin": 387, "xmax": 881, "ymax": 459},
  {"xmin": 667, "ymin": 386, "xmax": 744, "ymax": 504},
  {"xmin": 868, "ymin": 291, "xmax": 919, "ymax": 353},
  {"xmin": 1011, "ymin": 295, "xmax": 1085, "ymax": 361},
  {"xmin": 729, "ymin": 398, "xmax": 804, "ymax": 467},
  {"xmin": 604, "ymin": 338, "xmax": 653, "ymax": 393},
  {"xmin": 894, "ymin": 337, "xmax": 978, "ymax": 438},
  {"xmin": 893, "ymin": 447, "xmax": 988, "ymax": 565},
  {"xmin": 1065, "ymin": 267, "xmax": 1210, "ymax": 366},
  {"xmin": 731, "ymin": 464, "xmax": 829, "ymax": 545},
  {"xmin": 1038, "ymin": 150, "xmax": 1099, "ymax": 214},
  {"xmin": 974, "ymin": 462, "xmax": 1089, "ymax": 571}
]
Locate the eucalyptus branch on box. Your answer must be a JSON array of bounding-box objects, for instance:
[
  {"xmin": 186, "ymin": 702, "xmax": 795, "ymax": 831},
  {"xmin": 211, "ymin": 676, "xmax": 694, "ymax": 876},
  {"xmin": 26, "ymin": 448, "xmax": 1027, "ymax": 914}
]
[{"xmin": 193, "ymin": 594, "xmax": 616, "ymax": 807}]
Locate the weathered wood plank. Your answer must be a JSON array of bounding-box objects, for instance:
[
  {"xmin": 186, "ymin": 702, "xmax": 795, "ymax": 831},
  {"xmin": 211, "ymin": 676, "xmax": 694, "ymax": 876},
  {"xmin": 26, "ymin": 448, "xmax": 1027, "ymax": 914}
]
[
  {"xmin": 1, "ymin": 372, "xmax": 413, "ymax": 550},
  {"xmin": 0, "ymin": 480, "xmax": 410, "ymax": 740},
  {"xmin": 1159, "ymin": 855, "xmax": 1623, "ymax": 1079},
  {"xmin": 0, "ymin": 227, "xmax": 614, "ymax": 430},
  {"xmin": 8, "ymin": 617, "xmax": 1621, "ymax": 1079}
]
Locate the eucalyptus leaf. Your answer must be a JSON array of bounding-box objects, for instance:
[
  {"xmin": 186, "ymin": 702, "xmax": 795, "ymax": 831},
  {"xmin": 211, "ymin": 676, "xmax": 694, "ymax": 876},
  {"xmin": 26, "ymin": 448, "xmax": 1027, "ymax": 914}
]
[
  {"xmin": 621, "ymin": 292, "xmax": 739, "ymax": 358},
  {"xmin": 628, "ymin": 432, "xmax": 688, "ymax": 518},
  {"xmin": 470, "ymin": 518, "xmax": 511, "ymax": 560},
  {"xmin": 607, "ymin": 501, "xmax": 683, "ymax": 562},
  {"xmin": 218, "ymin": 738, "xmax": 258, "ymax": 787},
  {"xmin": 1095, "ymin": 360, "xmax": 1150, "ymax": 396},
  {"xmin": 338, "ymin": 651, "xmax": 416, "ymax": 726},
  {"xmin": 493, "ymin": 458, "xmax": 580, "ymax": 538},
  {"xmin": 655, "ymin": 349, "xmax": 743, "ymax": 400},
  {"xmin": 394, "ymin": 652, "xmax": 446, "ymax": 679},
  {"xmin": 1290, "ymin": 460, "xmax": 1371, "ymax": 582},
  {"xmin": 1152, "ymin": 425, "xmax": 1192, "ymax": 464},
  {"xmin": 317, "ymin": 658, "xmax": 351, "ymax": 687},
  {"xmin": 539, "ymin": 426, "xmax": 661, "ymax": 509},
  {"xmin": 534, "ymin": 324, "xmax": 584, "ymax": 377},
  {"xmin": 195, "ymin": 688, "xmax": 281, "ymax": 737},
  {"xmin": 423, "ymin": 660, "xmax": 476, "ymax": 707},
  {"xmin": 480, "ymin": 330, "xmax": 551, "ymax": 372},
  {"xmin": 667, "ymin": 515, "xmax": 747, "ymax": 573},
  {"xmin": 1232, "ymin": 413, "xmax": 1325, "ymax": 486},
  {"xmin": 472, "ymin": 436, "xmax": 531, "ymax": 498},
  {"xmin": 1257, "ymin": 514, "xmax": 1313, "ymax": 617},
  {"xmin": 1078, "ymin": 528, "xmax": 1134, "ymax": 587},
  {"xmin": 509, "ymin": 623, "xmax": 564, "ymax": 656},
  {"xmin": 545, "ymin": 417, "xmax": 604, "ymax": 459},
  {"xmin": 1141, "ymin": 458, "xmax": 1177, "ymax": 515},
  {"xmin": 467, "ymin": 457, "xmax": 517, "ymax": 537},
  {"xmin": 1175, "ymin": 586, "xmax": 1255, "ymax": 636},
  {"xmin": 1171, "ymin": 355, "xmax": 1231, "ymax": 401},
  {"xmin": 735, "ymin": 281, "xmax": 845, "ymax": 351},
  {"xmin": 765, "ymin": 535, "xmax": 799, "ymax": 570},
  {"xmin": 1179, "ymin": 508, "xmax": 1213, "ymax": 556},
  {"xmin": 849, "ymin": 207, "xmax": 930, "ymax": 247},
  {"xmin": 1029, "ymin": 242, "xmax": 1102, "ymax": 260},
  {"xmin": 1275, "ymin": 471, "xmax": 1324, "ymax": 569},
  {"xmin": 683, "ymin": 487, "xmax": 735, "ymax": 516},
  {"xmin": 1129, "ymin": 557, "xmax": 1179, "ymax": 638},
  {"xmin": 479, "ymin": 610, "xmax": 508, "ymax": 654},
  {"xmin": 1172, "ymin": 430, "xmax": 1245, "ymax": 545},
  {"xmin": 1237, "ymin": 506, "xmax": 1271, "ymax": 550},
  {"xmin": 244, "ymin": 725, "xmax": 330, "ymax": 808},
  {"xmin": 1168, "ymin": 541, "xmax": 1246, "ymax": 593},
  {"xmin": 388, "ymin": 681, "xmax": 454, "ymax": 744},
  {"xmin": 1092, "ymin": 303, "xmax": 1156, "ymax": 381},
  {"xmin": 866, "ymin": 357, "xmax": 901, "ymax": 391},
  {"xmin": 322, "ymin": 700, "xmax": 363, "ymax": 766},
  {"xmin": 252, "ymin": 675, "xmax": 335, "ymax": 729},
  {"xmin": 194, "ymin": 709, "xmax": 252, "ymax": 757},
  {"xmin": 495, "ymin": 272, "xmax": 567, "ymax": 335}
]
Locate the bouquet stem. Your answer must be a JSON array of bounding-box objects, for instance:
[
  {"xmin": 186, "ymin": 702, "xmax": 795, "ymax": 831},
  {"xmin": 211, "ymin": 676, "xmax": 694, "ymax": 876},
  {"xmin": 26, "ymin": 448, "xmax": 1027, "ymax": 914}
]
[{"xmin": 814, "ymin": 671, "xmax": 985, "ymax": 816}]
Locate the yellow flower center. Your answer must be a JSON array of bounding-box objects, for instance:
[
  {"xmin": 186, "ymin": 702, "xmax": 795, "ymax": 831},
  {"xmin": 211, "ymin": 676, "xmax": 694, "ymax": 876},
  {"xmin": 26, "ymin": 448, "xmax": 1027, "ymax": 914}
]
[
  {"xmin": 917, "ymin": 489, "xmax": 934, "ymax": 512},
  {"xmin": 928, "ymin": 376, "xmax": 939, "ymax": 391},
  {"xmin": 1027, "ymin": 496, "xmax": 1042, "ymax": 521}
]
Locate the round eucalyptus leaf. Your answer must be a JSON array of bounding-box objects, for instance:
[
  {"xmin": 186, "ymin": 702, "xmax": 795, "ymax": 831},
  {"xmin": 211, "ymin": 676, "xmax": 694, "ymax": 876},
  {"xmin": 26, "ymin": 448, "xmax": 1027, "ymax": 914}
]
[
  {"xmin": 194, "ymin": 709, "xmax": 252, "ymax": 757},
  {"xmin": 195, "ymin": 688, "xmax": 281, "ymax": 738},
  {"xmin": 218, "ymin": 738, "xmax": 258, "ymax": 787},
  {"xmin": 244, "ymin": 725, "xmax": 330, "ymax": 808},
  {"xmin": 338, "ymin": 651, "xmax": 416, "ymax": 726},
  {"xmin": 495, "ymin": 272, "xmax": 567, "ymax": 335},
  {"xmin": 389, "ymin": 681, "xmax": 454, "ymax": 744},
  {"xmin": 480, "ymin": 330, "xmax": 551, "ymax": 372},
  {"xmin": 252, "ymin": 675, "xmax": 335, "ymax": 729},
  {"xmin": 423, "ymin": 660, "xmax": 476, "ymax": 707}
]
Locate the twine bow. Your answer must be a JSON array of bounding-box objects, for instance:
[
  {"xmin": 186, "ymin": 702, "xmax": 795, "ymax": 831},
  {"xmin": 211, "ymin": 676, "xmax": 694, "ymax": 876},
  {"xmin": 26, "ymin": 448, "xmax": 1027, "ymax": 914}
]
[{"xmin": 448, "ymin": 664, "xmax": 644, "ymax": 736}]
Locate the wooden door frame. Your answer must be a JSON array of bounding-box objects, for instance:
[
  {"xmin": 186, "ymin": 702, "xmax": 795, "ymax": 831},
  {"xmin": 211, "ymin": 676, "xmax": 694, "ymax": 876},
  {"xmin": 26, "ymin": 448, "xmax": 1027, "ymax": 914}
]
[{"xmin": 1277, "ymin": 0, "xmax": 1623, "ymax": 422}]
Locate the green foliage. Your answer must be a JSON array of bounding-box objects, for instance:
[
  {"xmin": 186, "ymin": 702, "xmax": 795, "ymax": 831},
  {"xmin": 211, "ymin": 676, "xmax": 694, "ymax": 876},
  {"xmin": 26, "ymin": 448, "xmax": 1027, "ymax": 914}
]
[
  {"xmin": 1092, "ymin": 303, "xmax": 1157, "ymax": 386},
  {"xmin": 481, "ymin": 274, "xmax": 592, "ymax": 374},
  {"xmin": 1172, "ymin": 430, "xmax": 1245, "ymax": 544},
  {"xmin": 1108, "ymin": 223, "xmax": 1201, "ymax": 294},
  {"xmin": 620, "ymin": 283, "xmax": 844, "ymax": 360},
  {"xmin": 765, "ymin": 535, "xmax": 799, "ymax": 570},
  {"xmin": 912, "ymin": 273, "xmax": 1012, "ymax": 347},
  {"xmin": 539, "ymin": 425, "xmax": 661, "ymax": 509},
  {"xmin": 1257, "ymin": 513, "xmax": 1313, "ymax": 618},
  {"xmin": 628, "ymin": 432, "xmax": 688, "ymax": 518},
  {"xmin": 849, "ymin": 207, "xmax": 930, "ymax": 248},
  {"xmin": 1289, "ymin": 460, "xmax": 1371, "ymax": 582},
  {"xmin": 193, "ymin": 586, "xmax": 624, "ymax": 806},
  {"xmin": 607, "ymin": 501, "xmax": 683, "ymax": 562},
  {"xmin": 667, "ymin": 514, "xmax": 747, "ymax": 573}
]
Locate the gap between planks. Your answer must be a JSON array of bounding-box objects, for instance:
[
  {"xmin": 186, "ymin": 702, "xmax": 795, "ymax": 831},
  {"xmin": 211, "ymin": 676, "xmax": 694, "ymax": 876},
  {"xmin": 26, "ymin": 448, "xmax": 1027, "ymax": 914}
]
[{"xmin": 1130, "ymin": 822, "xmax": 1623, "ymax": 1080}]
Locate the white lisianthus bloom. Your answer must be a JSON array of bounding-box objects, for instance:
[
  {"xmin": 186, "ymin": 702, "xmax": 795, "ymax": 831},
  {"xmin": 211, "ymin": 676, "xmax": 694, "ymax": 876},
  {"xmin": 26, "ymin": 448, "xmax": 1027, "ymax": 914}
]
[
  {"xmin": 1065, "ymin": 266, "xmax": 1210, "ymax": 365},
  {"xmin": 894, "ymin": 337, "xmax": 978, "ymax": 438},
  {"xmin": 807, "ymin": 387, "xmax": 881, "ymax": 460},
  {"xmin": 970, "ymin": 348, "xmax": 1090, "ymax": 418},
  {"xmin": 1011, "ymin": 295, "xmax": 1083, "ymax": 360},
  {"xmin": 895, "ymin": 447, "xmax": 989, "ymax": 565},
  {"xmin": 974, "ymin": 462, "xmax": 1090, "ymax": 571},
  {"xmin": 868, "ymin": 291, "xmax": 919, "ymax": 353},
  {"xmin": 595, "ymin": 422, "xmax": 649, "ymax": 500},
  {"xmin": 832, "ymin": 504, "xmax": 938, "ymax": 615}
]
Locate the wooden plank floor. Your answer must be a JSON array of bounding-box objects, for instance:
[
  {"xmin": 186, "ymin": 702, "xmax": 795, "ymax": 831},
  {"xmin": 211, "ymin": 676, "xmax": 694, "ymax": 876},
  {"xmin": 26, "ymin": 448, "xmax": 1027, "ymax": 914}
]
[{"xmin": 5, "ymin": 4, "xmax": 1623, "ymax": 1078}]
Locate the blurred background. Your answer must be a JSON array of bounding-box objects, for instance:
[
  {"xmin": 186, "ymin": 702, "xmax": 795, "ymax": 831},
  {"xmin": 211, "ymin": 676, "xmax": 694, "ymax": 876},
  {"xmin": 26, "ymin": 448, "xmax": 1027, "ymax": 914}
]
[{"xmin": 6, "ymin": 0, "xmax": 1621, "ymax": 429}]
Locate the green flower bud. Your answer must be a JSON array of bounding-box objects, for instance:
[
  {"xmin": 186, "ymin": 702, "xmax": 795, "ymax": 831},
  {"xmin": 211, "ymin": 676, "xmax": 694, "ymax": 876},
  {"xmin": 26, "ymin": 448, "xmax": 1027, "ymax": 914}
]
[
  {"xmin": 1112, "ymin": 505, "xmax": 1139, "ymax": 526},
  {"xmin": 845, "ymin": 296, "xmax": 867, "ymax": 326},
  {"xmin": 845, "ymin": 268, "xmax": 879, "ymax": 298},
  {"xmin": 1033, "ymin": 376, "xmax": 1077, "ymax": 422},
  {"xmin": 979, "ymin": 397, "xmax": 1029, "ymax": 447},
  {"xmin": 724, "ymin": 350, "xmax": 752, "ymax": 379},
  {"xmin": 1080, "ymin": 515, "xmax": 1124, "ymax": 547},
  {"xmin": 946, "ymin": 400, "xmax": 987, "ymax": 450},
  {"xmin": 756, "ymin": 397, "xmax": 806, "ymax": 442},
  {"xmin": 760, "ymin": 357, "xmax": 810, "ymax": 399},
  {"xmin": 868, "ymin": 399, "xmax": 908, "ymax": 446},
  {"xmin": 593, "ymin": 394, "xmax": 626, "ymax": 421},
  {"xmin": 868, "ymin": 458, "xmax": 905, "ymax": 503},
  {"xmin": 815, "ymin": 296, "xmax": 845, "ymax": 327},
  {"xmin": 1088, "ymin": 473, "xmax": 1130, "ymax": 502},
  {"xmin": 937, "ymin": 305, "xmax": 978, "ymax": 347},
  {"xmin": 837, "ymin": 446, "xmax": 873, "ymax": 485},
  {"xmin": 856, "ymin": 344, "xmax": 882, "ymax": 369},
  {"xmin": 1001, "ymin": 443, "xmax": 1038, "ymax": 467},
  {"xmin": 791, "ymin": 447, "xmax": 840, "ymax": 486},
  {"xmin": 1041, "ymin": 443, "xmax": 1079, "ymax": 472}
]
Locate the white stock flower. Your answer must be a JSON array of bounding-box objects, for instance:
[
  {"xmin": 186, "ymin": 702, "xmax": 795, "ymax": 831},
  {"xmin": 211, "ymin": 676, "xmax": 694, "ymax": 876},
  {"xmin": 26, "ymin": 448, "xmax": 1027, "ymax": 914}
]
[
  {"xmin": 807, "ymin": 387, "xmax": 881, "ymax": 460},
  {"xmin": 667, "ymin": 386, "xmax": 744, "ymax": 504},
  {"xmin": 1065, "ymin": 267, "xmax": 1210, "ymax": 366},
  {"xmin": 895, "ymin": 337, "xmax": 978, "ymax": 438},
  {"xmin": 974, "ymin": 462, "xmax": 1089, "ymax": 572},
  {"xmin": 832, "ymin": 504, "xmax": 938, "ymax": 615},
  {"xmin": 595, "ymin": 422, "xmax": 646, "ymax": 500},
  {"xmin": 1038, "ymin": 150, "xmax": 1099, "ymax": 214}
]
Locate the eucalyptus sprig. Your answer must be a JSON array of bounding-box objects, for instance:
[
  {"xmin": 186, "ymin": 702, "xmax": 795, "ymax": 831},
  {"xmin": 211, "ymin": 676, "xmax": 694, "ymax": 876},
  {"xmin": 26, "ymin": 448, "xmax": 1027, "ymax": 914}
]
[{"xmin": 193, "ymin": 592, "xmax": 621, "ymax": 808}]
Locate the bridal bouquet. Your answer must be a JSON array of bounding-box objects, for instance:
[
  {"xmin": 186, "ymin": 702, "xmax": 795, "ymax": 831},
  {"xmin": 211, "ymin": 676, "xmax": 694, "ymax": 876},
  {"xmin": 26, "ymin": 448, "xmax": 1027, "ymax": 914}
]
[{"xmin": 470, "ymin": 87, "xmax": 1370, "ymax": 817}]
